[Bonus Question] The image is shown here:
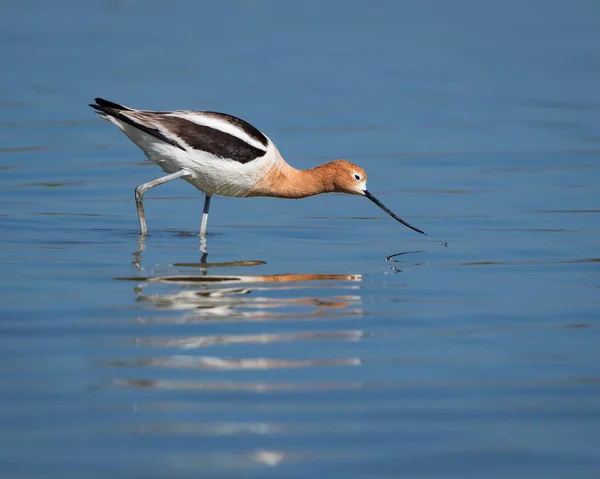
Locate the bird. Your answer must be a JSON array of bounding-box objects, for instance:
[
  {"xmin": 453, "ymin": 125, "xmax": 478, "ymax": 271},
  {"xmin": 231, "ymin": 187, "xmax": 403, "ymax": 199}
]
[{"xmin": 90, "ymin": 98, "xmax": 426, "ymax": 237}]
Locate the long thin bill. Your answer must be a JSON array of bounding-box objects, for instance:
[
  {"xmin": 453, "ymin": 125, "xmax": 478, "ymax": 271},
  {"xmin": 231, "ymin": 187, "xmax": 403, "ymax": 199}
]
[{"xmin": 363, "ymin": 190, "xmax": 426, "ymax": 235}]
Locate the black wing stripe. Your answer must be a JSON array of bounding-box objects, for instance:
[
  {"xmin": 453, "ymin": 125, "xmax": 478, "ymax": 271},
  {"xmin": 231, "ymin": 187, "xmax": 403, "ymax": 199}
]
[
  {"xmin": 202, "ymin": 111, "xmax": 269, "ymax": 148},
  {"xmin": 90, "ymin": 100, "xmax": 267, "ymax": 163},
  {"xmin": 160, "ymin": 116, "xmax": 266, "ymax": 164}
]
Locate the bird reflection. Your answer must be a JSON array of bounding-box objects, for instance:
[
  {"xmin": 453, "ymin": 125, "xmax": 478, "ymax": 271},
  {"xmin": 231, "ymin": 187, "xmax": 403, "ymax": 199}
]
[
  {"xmin": 131, "ymin": 233, "xmax": 266, "ymax": 271},
  {"xmin": 115, "ymin": 247, "xmax": 364, "ymax": 370},
  {"xmin": 125, "ymin": 273, "xmax": 363, "ymax": 322},
  {"xmin": 132, "ymin": 236, "xmax": 145, "ymax": 270},
  {"xmin": 125, "ymin": 234, "xmax": 362, "ymax": 321},
  {"xmin": 113, "ymin": 238, "xmax": 365, "ymax": 400}
]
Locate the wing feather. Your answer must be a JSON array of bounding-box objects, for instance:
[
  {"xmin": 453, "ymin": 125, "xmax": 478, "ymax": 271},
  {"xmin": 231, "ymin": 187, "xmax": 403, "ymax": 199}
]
[{"xmin": 90, "ymin": 99, "xmax": 267, "ymax": 164}]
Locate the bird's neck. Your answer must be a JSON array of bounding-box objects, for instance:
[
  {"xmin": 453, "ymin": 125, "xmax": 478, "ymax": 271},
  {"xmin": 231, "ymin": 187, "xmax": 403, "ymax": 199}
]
[{"xmin": 248, "ymin": 158, "xmax": 335, "ymax": 199}]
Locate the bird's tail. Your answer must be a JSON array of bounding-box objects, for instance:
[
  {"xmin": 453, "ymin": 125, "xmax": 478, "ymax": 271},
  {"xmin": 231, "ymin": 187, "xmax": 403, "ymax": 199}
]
[{"xmin": 89, "ymin": 98, "xmax": 132, "ymax": 119}]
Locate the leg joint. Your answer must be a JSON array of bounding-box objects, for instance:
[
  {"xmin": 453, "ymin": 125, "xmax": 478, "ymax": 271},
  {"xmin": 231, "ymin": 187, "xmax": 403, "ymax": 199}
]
[{"xmin": 135, "ymin": 184, "xmax": 145, "ymax": 202}]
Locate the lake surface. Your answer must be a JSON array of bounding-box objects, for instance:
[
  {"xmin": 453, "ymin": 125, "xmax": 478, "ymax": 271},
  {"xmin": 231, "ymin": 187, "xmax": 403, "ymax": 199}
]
[{"xmin": 1, "ymin": 1, "xmax": 599, "ymax": 477}]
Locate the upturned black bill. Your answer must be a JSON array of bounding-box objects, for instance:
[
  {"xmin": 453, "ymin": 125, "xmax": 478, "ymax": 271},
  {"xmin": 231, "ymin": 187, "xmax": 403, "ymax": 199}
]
[{"xmin": 363, "ymin": 190, "xmax": 426, "ymax": 235}]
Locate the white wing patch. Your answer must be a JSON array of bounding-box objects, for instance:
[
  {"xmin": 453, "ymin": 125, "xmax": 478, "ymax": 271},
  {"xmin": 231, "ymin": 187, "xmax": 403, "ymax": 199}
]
[{"xmin": 169, "ymin": 112, "xmax": 268, "ymax": 152}]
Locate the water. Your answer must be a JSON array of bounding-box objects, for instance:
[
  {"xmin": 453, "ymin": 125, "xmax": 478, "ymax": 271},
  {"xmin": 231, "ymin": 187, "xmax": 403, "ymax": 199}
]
[{"xmin": 1, "ymin": 1, "xmax": 600, "ymax": 477}]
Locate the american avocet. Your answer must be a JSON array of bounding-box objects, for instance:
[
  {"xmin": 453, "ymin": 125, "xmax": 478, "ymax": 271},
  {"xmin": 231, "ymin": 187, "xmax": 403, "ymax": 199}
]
[{"xmin": 90, "ymin": 98, "xmax": 426, "ymax": 237}]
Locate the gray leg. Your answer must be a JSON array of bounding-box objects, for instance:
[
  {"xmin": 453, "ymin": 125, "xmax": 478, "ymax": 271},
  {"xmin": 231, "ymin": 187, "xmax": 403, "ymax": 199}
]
[
  {"xmin": 200, "ymin": 194, "xmax": 212, "ymax": 236},
  {"xmin": 199, "ymin": 233, "xmax": 207, "ymax": 257},
  {"xmin": 135, "ymin": 169, "xmax": 191, "ymax": 235}
]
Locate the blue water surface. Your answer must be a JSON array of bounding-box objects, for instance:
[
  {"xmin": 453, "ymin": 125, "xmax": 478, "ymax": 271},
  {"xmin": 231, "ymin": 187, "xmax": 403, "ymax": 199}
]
[{"xmin": 1, "ymin": 1, "xmax": 599, "ymax": 477}]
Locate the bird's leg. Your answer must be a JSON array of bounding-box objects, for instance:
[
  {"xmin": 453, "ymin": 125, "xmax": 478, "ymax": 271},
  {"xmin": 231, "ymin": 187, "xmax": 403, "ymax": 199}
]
[
  {"xmin": 134, "ymin": 169, "xmax": 191, "ymax": 235},
  {"xmin": 199, "ymin": 194, "xmax": 212, "ymax": 236},
  {"xmin": 199, "ymin": 233, "xmax": 208, "ymax": 263}
]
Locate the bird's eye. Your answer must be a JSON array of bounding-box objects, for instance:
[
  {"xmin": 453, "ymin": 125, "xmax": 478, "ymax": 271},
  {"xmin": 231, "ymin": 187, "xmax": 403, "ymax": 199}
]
[{"xmin": 353, "ymin": 173, "xmax": 362, "ymax": 181}]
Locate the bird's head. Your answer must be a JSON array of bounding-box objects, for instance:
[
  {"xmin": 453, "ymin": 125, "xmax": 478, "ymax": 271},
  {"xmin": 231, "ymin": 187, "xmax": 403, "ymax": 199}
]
[
  {"xmin": 325, "ymin": 160, "xmax": 368, "ymax": 195},
  {"xmin": 324, "ymin": 159, "xmax": 426, "ymax": 235}
]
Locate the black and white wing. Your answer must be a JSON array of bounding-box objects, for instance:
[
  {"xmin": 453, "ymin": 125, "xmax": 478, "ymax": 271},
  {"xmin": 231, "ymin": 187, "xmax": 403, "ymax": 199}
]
[{"xmin": 90, "ymin": 98, "xmax": 269, "ymax": 164}]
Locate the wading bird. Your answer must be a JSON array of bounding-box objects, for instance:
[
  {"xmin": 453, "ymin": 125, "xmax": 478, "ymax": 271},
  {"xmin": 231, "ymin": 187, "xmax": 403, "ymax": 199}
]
[{"xmin": 90, "ymin": 98, "xmax": 425, "ymax": 237}]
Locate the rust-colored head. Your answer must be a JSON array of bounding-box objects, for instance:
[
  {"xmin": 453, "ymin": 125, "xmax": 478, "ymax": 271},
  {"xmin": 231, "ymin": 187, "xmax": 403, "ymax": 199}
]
[{"xmin": 320, "ymin": 160, "xmax": 368, "ymax": 195}]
